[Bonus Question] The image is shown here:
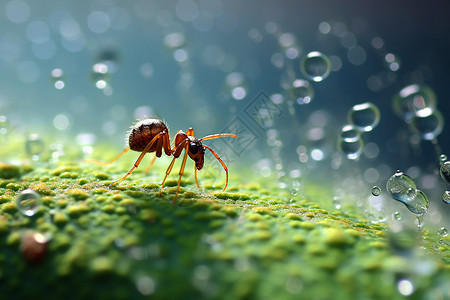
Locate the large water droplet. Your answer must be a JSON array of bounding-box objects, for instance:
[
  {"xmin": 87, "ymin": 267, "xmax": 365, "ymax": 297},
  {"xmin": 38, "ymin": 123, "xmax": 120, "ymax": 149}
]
[
  {"xmin": 386, "ymin": 170, "xmax": 416, "ymax": 198},
  {"xmin": 16, "ymin": 189, "xmax": 42, "ymax": 217},
  {"xmin": 386, "ymin": 171, "xmax": 429, "ymax": 215},
  {"xmin": 404, "ymin": 189, "xmax": 429, "ymax": 216},
  {"xmin": 348, "ymin": 102, "xmax": 380, "ymax": 132},
  {"xmin": 300, "ymin": 51, "xmax": 331, "ymax": 82}
]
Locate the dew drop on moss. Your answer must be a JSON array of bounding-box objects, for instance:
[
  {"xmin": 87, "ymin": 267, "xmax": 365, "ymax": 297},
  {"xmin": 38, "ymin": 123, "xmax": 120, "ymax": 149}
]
[{"xmin": 16, "ymin": 189, "xmax": 42, "ymax": 217}]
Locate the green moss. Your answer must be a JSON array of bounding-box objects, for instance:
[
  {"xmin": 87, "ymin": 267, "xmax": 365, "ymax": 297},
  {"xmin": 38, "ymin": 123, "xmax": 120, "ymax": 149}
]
[
  {"xmin": 0, "ymin": 162, "xmax": 21, "ymax": 179},
  {"xmin": 65, "ymin": 188, "xmax": 90, "ymax": 200},
  {"xmin": 53, "ymin": 212, "xmax": 69, "ymax": 225},
  {"xmin": 93, "ymin": 172, "xmax": 110, "ymax": 180},
  {"xmin": 5, "ymin": 183, "xmax": 22, "ymax": 191},
  {"xmin": 0, "ymin": 143, "xmax": 446, "ymax": 300}
]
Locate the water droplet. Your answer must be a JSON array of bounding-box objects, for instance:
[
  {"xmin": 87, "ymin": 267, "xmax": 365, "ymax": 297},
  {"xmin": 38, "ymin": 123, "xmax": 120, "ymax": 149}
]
[
  {"xmin": 0, "ymin": 115, "xmax": 9, "ymax": 135},
  {"xmin": 409, "ymin": 110, "xmax": 444, "ymax": 141},
  {"xmin": 439, "ymin": 161, "xmax": 450, "ymax": 184},
  {"xmin": 393, "ymin": 84, "xmax": 437, "ymax": 122},
  {"xmin": 332, "ymin": 197, "xmax": 341, "ymax": 209},
  {"xmin": 338, "ymin": 138, "xmax": 364, "ymax": 160},
  {"xmin": 386, "ymin": 170, "xmax": 416, "ymax": 195},
  {"xmin": 440, "ymin": 154, "xmax": 448, "ymax": 163},
  {"xmin": 393, "ymin": 211, "xmax": 402, "ymax": 221},
  {"xmin": 25, "ymin": 133, "xmax": 45, "ymax": 160},
  {"xmin": 290, "ymin": 79, "xmax": 314, "ymax": 104},
  {"xmin": 371, "ymin": 186, "xmax": 381, "ymax": 196},
  {"xmin": 348, "ymin": 102, "xmax": 380, "ymax": 132},
  {"xmin": 442, "ymin": 191, "xmax": 450, "ymax": 204},
  {"xmin": 50, "ymin": 68, "xmax": 65, "ymax": 89},
  {"xmin": 406, "ymin": 190, "xmax": 429, "ymax": 216},
  {"xmin": 300, "ymin": 51, "xmax": 331, "ymax": 82},
  {"xmin": 386, "ymin": 171, "xmax": 429, "ymax": 215},
  {"xmin": 16, "ymin": 189, "xmax": 42, "ymax": 217},
  {"xmin": 339, "ymin": 124, "xmax": 362, "ymax": 142},
  {"xmin": 437, "ymin": 227, "xmax": 448, "ymax": 237}
]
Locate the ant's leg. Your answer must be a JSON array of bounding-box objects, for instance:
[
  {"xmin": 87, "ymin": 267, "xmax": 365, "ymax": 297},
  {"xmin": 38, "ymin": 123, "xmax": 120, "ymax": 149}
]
[
  {"xmin": 195, "ymin": 168, "xmax": 200, "ymax": 188},
  {"xmin": 86, "ymin": 147, "xmax": 130, "ymax": 165},
  {"xmin": 109, "ymin": 134, "xmax": 162, "ymax": 187},
  {"xmin": 159, "ymin": 139, "xmax": 188, "ymax": 197},
  {"xmin": 159, "ymin": 156, "xmax": 177, "ymax": 196},
  {"xmin": 199, "ymin": 133, "xmax": 237, "ymax": 142},
  {"xmin": 144, "ymin": 155, "xmax": 157, "ymax": 175},
  {"xmin": 203, "ymin": 145, "xmax": 229, "ymax": 192},
  {"xmin": 172, "ymin": 145, "xmax": 189, "ymax": 205}
]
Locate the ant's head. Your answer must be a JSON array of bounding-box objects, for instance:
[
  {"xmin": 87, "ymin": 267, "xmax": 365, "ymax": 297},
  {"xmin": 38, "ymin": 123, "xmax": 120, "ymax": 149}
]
[{"xmin": 187, "ymin": 137, "xmax": 205, "ymax": 170}]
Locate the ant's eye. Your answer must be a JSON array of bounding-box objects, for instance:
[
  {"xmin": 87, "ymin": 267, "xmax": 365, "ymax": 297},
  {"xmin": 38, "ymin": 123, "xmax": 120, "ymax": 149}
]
[{"xmin": 189, "ymin": 143, "xmax": 199, "ymax": 154}]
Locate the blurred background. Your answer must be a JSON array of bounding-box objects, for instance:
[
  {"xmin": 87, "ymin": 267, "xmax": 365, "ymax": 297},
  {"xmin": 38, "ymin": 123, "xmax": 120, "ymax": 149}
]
[{"xmin": 1, "ymin": 0, "xmax": 449, "ymax": 227}]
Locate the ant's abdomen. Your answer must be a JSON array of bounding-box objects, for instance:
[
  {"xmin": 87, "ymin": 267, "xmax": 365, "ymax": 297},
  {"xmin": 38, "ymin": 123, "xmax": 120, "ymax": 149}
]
[{"xmin": 128, "ymin": 119, "xmax": 168, "ymax": 152}]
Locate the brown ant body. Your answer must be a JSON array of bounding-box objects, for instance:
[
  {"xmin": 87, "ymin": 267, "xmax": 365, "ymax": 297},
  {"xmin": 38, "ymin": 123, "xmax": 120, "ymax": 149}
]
[{"xmin": 89, "ymin": 118, "xmax": 237, "ymax": 204}]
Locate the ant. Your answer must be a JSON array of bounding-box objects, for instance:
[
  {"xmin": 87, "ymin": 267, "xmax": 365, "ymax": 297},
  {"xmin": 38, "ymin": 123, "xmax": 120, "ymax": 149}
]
[{"xmin": 88, "ymin": 118, "xmax": 237, "ymax": 204}]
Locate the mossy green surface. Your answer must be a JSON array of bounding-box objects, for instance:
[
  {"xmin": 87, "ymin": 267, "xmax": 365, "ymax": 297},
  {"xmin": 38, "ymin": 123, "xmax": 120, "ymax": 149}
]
[{"xmin": 0, "ymin": 155, "xmax": 449, "ymax": 299}]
